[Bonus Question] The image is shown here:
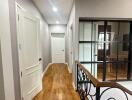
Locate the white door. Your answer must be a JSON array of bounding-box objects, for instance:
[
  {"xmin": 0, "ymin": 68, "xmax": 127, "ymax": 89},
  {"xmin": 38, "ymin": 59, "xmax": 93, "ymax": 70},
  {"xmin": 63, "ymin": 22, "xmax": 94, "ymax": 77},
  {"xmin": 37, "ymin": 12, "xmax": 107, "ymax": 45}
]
[
  {"xmin": 51, "ymin": 34, "xmax": 65, "ymax": 63},
  {"xmin": 17, "ymin": 6, "xmax": 42, "ymax": 100}
]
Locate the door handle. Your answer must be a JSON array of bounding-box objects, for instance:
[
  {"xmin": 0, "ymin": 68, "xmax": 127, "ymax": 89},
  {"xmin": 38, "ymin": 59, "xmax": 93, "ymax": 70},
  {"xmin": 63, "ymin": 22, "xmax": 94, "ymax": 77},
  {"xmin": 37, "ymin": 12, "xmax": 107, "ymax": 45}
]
[{"xmin": 39, "ymin": 58, "xmax": 42, "ymax": 61}]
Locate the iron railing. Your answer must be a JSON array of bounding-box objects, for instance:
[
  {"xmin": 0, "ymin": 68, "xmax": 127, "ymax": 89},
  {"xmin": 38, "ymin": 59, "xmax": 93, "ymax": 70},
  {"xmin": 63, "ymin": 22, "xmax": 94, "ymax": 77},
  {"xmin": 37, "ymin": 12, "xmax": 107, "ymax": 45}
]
[{"xmin": 76, "ymin": 61, "xmax": 132, "ymax": 100}]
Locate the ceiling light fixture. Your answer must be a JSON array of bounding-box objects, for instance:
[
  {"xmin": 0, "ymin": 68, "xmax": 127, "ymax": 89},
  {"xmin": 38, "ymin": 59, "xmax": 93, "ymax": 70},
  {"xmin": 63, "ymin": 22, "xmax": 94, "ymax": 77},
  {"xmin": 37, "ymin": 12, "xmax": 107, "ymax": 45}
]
[
  {"xmin": 56, "ymin": 21, "xmax": 59, "ymax": 24},
  {"xmin": 53, "ymin": 7, "xmax": 58, "ymax": 12}
]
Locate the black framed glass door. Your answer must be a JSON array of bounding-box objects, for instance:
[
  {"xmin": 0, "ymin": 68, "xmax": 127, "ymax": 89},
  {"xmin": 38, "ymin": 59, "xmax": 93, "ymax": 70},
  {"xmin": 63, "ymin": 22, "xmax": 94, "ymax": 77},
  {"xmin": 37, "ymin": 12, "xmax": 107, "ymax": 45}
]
[{"xmin": 79, "ymin": 20, "xmax": 132, "ymax": 81}]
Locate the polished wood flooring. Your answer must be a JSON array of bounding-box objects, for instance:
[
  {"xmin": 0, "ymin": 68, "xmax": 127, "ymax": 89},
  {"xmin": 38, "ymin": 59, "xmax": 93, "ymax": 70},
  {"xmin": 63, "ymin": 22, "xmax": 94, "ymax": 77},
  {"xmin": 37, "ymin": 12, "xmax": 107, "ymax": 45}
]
[{"xmin": 33, "ymin": 63, "xmax": 80, "ymax": 100}]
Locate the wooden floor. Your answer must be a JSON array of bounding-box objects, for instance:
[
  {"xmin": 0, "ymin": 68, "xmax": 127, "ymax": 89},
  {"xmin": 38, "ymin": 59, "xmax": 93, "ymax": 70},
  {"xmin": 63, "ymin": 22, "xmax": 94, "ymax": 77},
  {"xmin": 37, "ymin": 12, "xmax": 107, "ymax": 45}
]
[{"xmin": 33, "ymin": 63, "xmax": 80, "ymax": 100}]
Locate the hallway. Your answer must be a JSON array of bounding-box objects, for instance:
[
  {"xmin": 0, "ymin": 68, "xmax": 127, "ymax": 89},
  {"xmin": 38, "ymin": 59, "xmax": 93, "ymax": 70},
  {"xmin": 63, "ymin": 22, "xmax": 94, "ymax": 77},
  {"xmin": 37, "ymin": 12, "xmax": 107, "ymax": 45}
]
[{"xmin": 33, "ymin": 64, "xmax": 80, "ymax": 100}]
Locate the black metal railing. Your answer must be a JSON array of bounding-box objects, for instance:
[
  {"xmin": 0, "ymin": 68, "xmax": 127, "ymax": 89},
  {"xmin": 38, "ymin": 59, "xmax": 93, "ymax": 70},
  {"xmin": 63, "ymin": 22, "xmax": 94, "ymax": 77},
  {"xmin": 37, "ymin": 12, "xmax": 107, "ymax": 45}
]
[{"xmin": 76, "ymin": 61, "xmax": 132, "ymax": 100}]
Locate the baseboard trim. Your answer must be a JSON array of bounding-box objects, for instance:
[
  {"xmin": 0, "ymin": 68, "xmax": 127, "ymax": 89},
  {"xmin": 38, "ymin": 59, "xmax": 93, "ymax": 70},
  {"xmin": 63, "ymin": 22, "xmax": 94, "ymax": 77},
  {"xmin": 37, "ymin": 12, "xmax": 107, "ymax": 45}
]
[
  {"xmin": 42, "ymin": 63, "xmax": 53, "ymax": 77},
  {"xmin": 65, "ymin": 63, "xmax": 72, "ymax": 73}
]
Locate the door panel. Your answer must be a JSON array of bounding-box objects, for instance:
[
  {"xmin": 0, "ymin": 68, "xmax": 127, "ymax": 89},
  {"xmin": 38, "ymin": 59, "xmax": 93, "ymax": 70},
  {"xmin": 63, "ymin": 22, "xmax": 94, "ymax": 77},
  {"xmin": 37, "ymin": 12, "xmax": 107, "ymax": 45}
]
[
  {"xmin": 17, "ymin": 7, "xmax": 42, "ymax": 100},
  {"xmin": 51, "ymin": 34, "xmax": 65, "ymax": 63}
]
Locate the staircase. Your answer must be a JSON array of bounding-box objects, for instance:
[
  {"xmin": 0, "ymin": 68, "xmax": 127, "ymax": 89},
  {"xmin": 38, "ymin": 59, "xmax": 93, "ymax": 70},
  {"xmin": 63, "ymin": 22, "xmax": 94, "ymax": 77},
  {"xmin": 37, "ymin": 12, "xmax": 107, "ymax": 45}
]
[{"xmin": 76, "ymin": 61, "xmax": 132, "ymax": 100}]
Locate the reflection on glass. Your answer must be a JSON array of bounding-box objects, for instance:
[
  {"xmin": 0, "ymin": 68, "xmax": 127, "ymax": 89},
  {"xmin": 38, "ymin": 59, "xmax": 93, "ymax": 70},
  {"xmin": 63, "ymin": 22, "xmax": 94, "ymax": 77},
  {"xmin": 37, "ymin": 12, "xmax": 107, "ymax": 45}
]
[
  {"xmin": 79, "ymin": 43, "xmax": 92, "ymax": 62},
  {"xmin": 106, "ymin": 42, "xmax": 118, "ymax": 61},
  {"xmin": 79, "ymin": 21, "xmax": 130, "ymax": 81},
  {"xmin": 117, "ymin": 62, "xmax": 128, "ymax": 80},
  {"xmin": 97, "ymin": 63, "xmax": 103, "ymax": 81},
  {"xmin": 106, "ymin": 63, "xmax": 116, "ymax": 80},
  {"xmin": 79, "ymin": 22, "xmax": 92, "ymax": 41}
]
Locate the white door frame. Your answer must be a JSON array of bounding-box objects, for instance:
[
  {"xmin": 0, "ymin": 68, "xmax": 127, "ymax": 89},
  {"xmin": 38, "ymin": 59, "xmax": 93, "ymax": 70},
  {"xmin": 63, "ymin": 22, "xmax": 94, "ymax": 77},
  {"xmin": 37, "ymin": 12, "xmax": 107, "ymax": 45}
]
[{"xmin": 68, "ymin": 25, "xmax": 74, "ymax": 72}]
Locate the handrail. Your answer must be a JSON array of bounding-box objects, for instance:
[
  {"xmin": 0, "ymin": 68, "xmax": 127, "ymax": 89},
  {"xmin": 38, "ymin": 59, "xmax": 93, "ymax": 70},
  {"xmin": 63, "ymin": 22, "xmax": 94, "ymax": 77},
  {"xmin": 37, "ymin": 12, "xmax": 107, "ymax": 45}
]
[{"xmin": 76, "ymin": 61, "xmax": 132, "ymax": 96}]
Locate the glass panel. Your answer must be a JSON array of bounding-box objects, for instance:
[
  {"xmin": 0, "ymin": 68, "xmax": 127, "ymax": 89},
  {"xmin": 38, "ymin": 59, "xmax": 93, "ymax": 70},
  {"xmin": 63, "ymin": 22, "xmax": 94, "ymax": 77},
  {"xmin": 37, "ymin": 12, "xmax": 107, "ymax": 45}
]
[
  {"xmin": 79, "ymin": 22, "xmax": 84, "ymax": 41},
  {"xmin": 79, "ymin": 21, "xmax": 131, "ymax": 81},
  {"xmin": 118, "ymin": 42, "xmax": 128, "ymax": 61},
  {"xmin": 106, "ymin": 42, "xmax": 118, "ymax": 62},
  {"xmin": 79, "ymin": 43, "xmax": 92, "ymax": 62},
  {"xmin": 79, "ymin": 44, "xmax": 84, "ymax": 61},
  {"xmin": 79, "ymin": 22, "xmax": 92, "ymax": 41},
  {"xmin": 84, "ymin": 44, "xmax": 91, "ymax": 61},
  {"xmin": 83, "ymin": 64, "xmax": 92, "ymax": 73},
  {"xmin": 96, "ymin": 43, "xmax": 104, "ymax": 62},
  {"xmin": 117, "ymin": 62, "xmax": 128, "ymax": 80},
  {"xmin": 82, "ymin": 63, "xmax": 98, "ymax": 78},
  {"xmin": 92, "ymin": 43, "xmax": 98, "ymax": 62},
  {"xmin": 106, "ymin": 63, "xmax": 116, "ymax": 80},
  {"xmin": 84, "ymin": 22, "xmax": 92, "ymax": 41},
  {"xmin": 97, "ymin": 63, "xmax": 103, "ymax": 80},
  {"xmin": 92, "ymin": 21, "xmax": 104, "ymax": 41}
]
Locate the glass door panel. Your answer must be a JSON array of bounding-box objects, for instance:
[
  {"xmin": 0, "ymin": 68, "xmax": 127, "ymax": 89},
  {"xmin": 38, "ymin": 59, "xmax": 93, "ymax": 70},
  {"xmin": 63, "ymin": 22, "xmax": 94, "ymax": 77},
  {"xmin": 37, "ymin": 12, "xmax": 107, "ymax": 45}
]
[{"xmin": 79, "ymin": 20, "xmax": 131, "ymax": 81}]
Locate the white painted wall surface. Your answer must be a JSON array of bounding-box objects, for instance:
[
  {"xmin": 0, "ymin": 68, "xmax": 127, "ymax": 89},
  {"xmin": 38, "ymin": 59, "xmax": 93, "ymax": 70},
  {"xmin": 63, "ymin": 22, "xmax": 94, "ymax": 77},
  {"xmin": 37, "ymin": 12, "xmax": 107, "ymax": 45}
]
[
  {"xmin": 49, "ymin": 24, "xmax": 66, "ymax": 34},
  {"xmin": 66, "ymin": 4, "xmax": 76, "ymax": 86},
  {"xmin": 76, "ymin": 0, "xmax": 132, "ymax": 19},
  {"xmin": 0, "ymin": 0, "xmax": 15, "ymax": 99},
  {"xmin": 0, "ymin": 41, "xmax": 5, "ymax": 100}
]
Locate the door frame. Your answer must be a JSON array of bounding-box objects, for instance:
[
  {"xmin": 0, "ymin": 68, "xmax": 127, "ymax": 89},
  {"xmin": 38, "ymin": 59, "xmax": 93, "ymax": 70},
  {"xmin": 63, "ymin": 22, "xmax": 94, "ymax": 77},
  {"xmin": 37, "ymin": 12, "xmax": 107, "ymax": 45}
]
[{"xmin": 68, "ymin": 24, "xmax": 74, "ymax": 72}]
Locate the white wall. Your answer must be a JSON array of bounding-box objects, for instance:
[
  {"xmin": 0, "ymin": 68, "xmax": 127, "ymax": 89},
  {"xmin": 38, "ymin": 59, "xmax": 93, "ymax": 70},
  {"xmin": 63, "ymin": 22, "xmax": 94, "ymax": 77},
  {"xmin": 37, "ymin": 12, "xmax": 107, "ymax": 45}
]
[
  {"xmin": 66, "ymin": 4, "xmax": 76, "ymax": 80},
  {"xmin": 76, "ymin": 0, "xmax": 132, "ymax": 18},
  {"xmin": 49, "ymin": 24, "xmax": 66, "ymax": 34},
  {"xmin": 0, "ymin": 41, "xmax": 5, "ymax": 100},
  {"xmin": 16, "ymin": 0, "xmax": 51, "ymax": 70},
  {"xmin": 0, "ymin": 0, "xmax": 15, "ymax": 99}
]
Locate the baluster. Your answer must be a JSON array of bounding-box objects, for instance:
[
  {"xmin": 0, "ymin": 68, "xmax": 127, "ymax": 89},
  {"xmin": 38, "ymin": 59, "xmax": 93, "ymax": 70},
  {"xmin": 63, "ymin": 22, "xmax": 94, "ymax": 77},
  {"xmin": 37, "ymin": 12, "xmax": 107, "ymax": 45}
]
[{"xmin": 96, "ymin": 87, "xmax": 100, "ymax": 100}]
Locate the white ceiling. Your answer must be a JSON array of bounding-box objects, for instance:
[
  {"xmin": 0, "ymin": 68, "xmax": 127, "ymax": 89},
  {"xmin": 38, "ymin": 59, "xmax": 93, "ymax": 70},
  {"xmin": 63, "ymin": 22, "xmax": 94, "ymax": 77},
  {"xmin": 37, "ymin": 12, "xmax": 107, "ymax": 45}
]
[{"xmin": 33, "ymin": 0, "xmax": 74, "ymax": 24}]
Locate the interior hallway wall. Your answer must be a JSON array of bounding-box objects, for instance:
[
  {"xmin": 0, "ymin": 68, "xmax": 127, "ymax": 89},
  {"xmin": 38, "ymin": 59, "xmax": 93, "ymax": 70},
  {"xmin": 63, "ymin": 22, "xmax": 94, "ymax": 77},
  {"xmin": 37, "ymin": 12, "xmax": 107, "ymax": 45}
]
[
  {"xmin": 66, "ymin": 4, "xmax": 75, "ymax": 78},
  {"xmin": 49, "ymin": 24, "xmax": 66, "ymax": 33},
  {"xmin": 16, "ymin": 0, "xmax": 51, "ymax": 71},
  {"xmin": 0, "ymin": 0, "xmax": 16, "ymax": 99},
  {"xmin": 0, "ymin": 41, "xmax": 5, "ymax": 100}
]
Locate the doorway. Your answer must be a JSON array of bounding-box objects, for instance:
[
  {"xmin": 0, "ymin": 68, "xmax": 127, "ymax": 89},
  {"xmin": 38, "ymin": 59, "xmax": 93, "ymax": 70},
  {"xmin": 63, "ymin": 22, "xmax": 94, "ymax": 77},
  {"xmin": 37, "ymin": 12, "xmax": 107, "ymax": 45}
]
[
  {"xmin": 79, "ymin": 20, "xmax": 132, "ymax": 81},
  {"xmin": 51, "ymin": 33, "xmax": 65, "ymax": 63}
]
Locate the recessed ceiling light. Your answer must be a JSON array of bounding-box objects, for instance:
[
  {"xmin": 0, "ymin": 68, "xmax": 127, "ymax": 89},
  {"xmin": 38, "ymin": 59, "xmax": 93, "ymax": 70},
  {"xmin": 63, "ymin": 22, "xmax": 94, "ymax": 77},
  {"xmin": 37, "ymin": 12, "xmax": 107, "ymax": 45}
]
[
  {"xmin": 56, "ymin": 21, "xmax": 59, "ymax": 24},
  {"xmin": 53, "ymin": 7, "xmax": 58, "ymax": 12}
]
